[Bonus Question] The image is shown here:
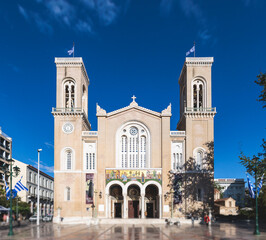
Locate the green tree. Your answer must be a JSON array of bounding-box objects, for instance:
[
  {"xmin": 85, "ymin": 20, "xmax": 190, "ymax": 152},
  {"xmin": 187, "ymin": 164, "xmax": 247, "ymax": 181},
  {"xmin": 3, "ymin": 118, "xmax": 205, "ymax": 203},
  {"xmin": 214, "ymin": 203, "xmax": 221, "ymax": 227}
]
[{"xmin": 255, "ymin": 72, "xmax": 266, "ymax": 108}]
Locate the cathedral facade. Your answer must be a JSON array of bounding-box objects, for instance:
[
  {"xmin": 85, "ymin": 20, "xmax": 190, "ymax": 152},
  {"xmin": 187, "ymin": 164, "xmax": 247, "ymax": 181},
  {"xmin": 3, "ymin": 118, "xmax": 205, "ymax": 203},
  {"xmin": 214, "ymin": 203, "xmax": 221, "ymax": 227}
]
[{"xmin": 52, "ymin": 57, "xmax": 216, "ymax": 223}]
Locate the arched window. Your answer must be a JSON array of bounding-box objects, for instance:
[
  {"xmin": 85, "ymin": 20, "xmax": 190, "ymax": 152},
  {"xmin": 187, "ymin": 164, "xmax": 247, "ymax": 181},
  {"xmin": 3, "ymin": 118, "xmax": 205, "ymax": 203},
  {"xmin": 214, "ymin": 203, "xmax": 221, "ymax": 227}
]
[
  {"xmin": 63, "ymin": 148, "xmax": 74, "ymax": 170},
  {"xmin": 196, "ymin": 151, "xmax": 203, "ymax": 169},
  {"xmin": 64, "ymin": 80, "xmax": 75, "ymax": 109},
  {"xmin": 193, "ymin": 147, "xmax": 205, "ymax": 170},
  {"xmin": 171, "ymin": 142, "xmax": 183, "ymax": 170},
  {"xmin": 192, "ymin": 79, "xmax": 205, "ymax": 110},
  {"xmin": 117, "ymin": 122, "xmax": 150, "ymax": 168},
  {"xmin": 84, "ymin": 143, "xmax": 96, "ymax": 170}
]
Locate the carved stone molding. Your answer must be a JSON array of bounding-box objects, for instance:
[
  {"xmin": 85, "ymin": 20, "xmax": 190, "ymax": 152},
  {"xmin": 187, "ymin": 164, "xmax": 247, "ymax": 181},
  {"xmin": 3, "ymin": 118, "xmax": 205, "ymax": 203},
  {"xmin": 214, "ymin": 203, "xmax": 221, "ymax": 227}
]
[
  {"xmin": 96, "ymin": 103, "xmax": 107, "ymax": 116},
  {"xmin": 161, "ymin": 103, "xmax": 172, "ymax": 116}
]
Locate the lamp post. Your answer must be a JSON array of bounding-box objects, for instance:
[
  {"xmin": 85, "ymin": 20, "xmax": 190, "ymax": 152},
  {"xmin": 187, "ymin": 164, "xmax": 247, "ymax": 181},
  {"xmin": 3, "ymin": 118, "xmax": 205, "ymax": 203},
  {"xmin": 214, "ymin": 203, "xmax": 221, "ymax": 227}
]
[
  {"xmin": 254, "ymin": 157, "xmax": 260, "ymax": 235},
  {"xmin": 170, "ymin": 189, "xmax": 174, "ymax": 219},
  {"xmin": 8, "ymin": 159, "xmax": 14, "ymax": 236},
  {"xmin": 37, "ymin": 149, "xmax": 42, "ymax": 226}
]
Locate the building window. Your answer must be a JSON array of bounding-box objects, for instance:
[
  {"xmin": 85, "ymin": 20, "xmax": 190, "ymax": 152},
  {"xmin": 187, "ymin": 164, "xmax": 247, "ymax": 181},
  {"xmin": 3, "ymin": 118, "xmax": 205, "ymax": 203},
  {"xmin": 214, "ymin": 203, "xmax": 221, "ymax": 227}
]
[
  {"xmin": 197, "ymin": 188, "xmax": 203, "ymax": 201},
  {"xmin": 29, "ymin": 172, "xmax": 32, "ymax": 182},
  {"xmin": 34, "ymin": 174, "xmax": 36, "ymax": 184},
  {"xmin": 117, "ymin": 122, "xmax": 149, "ymax": 168},
  {"xmin": 171, "ymin": 142, "xmax": 183, "ymax": 170},
  {"xmin": 196, "ymin": 151, "xmax": 203, "ymax": 169},
  {"xmin": 64, "ymin": 149, "xmax": 73, "ymax": 170},
  {"xmin": 192, "ymin": 79, "xmax": 205, "ymax": 110},
  {"xmin": 46, "ymin": 180, "xmax": 48, "ymax": 188},
  {"xmin": 84, "ymin": 143, "xmax": 96, "ymax": 170},
  {"xmin": 64, "ymin": 80, "xmax": 75, "ymax": 109},
  {"xmin": 29, "ymin": 186, "xmax": 32, "ymax": 194},
  {"xmin": 66, "ymin": 187, "xmax": 70, "ymax": 201}
]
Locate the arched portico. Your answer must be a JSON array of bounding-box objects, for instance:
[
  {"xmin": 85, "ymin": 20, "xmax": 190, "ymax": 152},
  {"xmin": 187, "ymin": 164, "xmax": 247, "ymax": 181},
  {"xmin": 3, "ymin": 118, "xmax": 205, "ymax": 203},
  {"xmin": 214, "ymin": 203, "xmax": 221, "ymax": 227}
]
[{"xmin": 105, "ymin": 180, "xmax": 162, "ymax": 219}]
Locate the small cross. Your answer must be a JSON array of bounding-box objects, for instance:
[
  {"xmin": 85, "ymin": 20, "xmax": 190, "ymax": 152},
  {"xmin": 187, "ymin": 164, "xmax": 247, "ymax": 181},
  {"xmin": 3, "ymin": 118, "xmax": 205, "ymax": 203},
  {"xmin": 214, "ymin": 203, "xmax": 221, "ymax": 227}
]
[{"xmin": 131, "ymin": 95, "xmax": 136, "ymax": 102}]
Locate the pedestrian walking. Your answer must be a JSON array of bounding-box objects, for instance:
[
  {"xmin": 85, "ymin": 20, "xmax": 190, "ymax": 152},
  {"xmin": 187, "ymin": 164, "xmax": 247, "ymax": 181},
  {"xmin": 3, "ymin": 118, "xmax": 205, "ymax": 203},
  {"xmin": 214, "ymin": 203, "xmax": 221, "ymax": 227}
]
[
  {"xmin": 204, "ymin": 214, "xmax": 210, "ymax": 226},
  {"xmin": 17, "ymin": 214, "xmax": 22, "ymax": 227},
  {"xmin": 191, "ymin": 215, "xmax": 194, "ymax": 226}
]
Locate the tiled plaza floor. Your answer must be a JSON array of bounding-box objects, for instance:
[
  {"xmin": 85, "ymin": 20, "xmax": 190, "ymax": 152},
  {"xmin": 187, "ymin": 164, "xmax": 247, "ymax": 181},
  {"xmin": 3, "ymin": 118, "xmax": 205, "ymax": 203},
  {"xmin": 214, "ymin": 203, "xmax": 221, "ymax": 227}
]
[{"xmin": 0, "ymin": 221, "xmax": 265, "ymax": 239}]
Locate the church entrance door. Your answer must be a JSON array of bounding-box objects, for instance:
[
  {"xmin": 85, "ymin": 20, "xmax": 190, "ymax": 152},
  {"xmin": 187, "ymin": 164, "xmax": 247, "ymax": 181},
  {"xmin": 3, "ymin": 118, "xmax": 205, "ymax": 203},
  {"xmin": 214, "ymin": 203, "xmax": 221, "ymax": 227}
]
[
  {"xmin": 128, "ymin": 201, "xmax": 139, "ymax": 218},
  {"xmin": 146, "ymin": 203, "xmax": 153, "ymax": 218},
  {"xmin": 114, "ymin": 203, "xmax": 122, "ymax": 218}
]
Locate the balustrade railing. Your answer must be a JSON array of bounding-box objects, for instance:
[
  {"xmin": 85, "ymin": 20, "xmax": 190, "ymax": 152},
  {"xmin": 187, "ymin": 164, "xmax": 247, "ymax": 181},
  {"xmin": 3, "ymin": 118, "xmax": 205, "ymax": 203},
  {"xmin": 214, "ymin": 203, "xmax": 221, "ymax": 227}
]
[
  {"xmin": 170, "ymin": 131, "xmax": 185, "ymax": 136},
  {"xmin": 185, "ymin": 107, "xmax": 216, "ymax": 112},
  {"xmin": 82, "ymin": 131, "xmax": 98, "ymax": 136},
  {"xmin": 52, "ymin": 107, "xmax": 83, "ymax": 113}
]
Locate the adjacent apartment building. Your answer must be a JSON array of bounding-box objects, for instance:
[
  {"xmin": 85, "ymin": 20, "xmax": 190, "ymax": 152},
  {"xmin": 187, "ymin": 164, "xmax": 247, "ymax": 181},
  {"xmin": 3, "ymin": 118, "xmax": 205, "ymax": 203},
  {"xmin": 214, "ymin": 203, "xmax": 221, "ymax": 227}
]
[
  {"xmin": 13, "ymin": 159, "xmax": 54, "ymax": 215},
  {"xmin": 0, "ymin": 127, "xmax": 12, "ymax": 187},
  {"xmin": 214, "ymin": 178, "xmax": 245, "ymax": 207}
]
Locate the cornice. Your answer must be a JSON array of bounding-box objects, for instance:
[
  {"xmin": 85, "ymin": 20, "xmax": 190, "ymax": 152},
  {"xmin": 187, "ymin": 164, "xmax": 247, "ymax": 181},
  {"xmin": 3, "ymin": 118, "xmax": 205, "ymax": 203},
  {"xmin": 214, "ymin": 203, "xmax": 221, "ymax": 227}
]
[
  {"xmin": 107, "ymin": 104, "xmax": 161, "ymax": 117},
  {"xmin": 51, "ymin": 111, "xmax": 91, "ymax": 130},
  {"xmin": 184, "ymin": 112, "xmax": 216, "ymax": 118},
  {"xmin": 54, "ymin": 57, "xmax": 89, "ymax": 85}
]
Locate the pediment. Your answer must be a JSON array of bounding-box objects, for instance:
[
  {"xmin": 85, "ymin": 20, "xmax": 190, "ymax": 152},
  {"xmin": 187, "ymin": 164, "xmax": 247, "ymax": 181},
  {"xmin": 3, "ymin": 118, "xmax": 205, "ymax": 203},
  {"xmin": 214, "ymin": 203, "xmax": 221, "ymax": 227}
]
[{"xmin": 96, "ymin": 98, "xmax": 171, "ymax": 118}]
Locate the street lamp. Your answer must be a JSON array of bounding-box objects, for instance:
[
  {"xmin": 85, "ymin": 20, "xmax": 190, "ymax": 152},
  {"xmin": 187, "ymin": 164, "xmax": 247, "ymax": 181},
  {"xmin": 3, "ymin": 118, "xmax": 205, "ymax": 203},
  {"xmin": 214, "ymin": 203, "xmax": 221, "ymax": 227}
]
[{"xmin": 37, "ymin": 149, "xmax": 42, "ymax": 226}]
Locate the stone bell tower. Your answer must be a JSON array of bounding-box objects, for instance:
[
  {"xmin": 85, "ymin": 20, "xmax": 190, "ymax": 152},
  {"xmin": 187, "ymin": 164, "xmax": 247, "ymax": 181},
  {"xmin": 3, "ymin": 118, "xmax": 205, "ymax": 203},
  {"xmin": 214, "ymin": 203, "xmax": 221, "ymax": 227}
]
[
  {"xmin": 177, "ymin": 57, "xmax": 216, "ymax": 211},
  {"xmin": 52, "ymin": 58, "xmax": 91, "ymax": 222}
]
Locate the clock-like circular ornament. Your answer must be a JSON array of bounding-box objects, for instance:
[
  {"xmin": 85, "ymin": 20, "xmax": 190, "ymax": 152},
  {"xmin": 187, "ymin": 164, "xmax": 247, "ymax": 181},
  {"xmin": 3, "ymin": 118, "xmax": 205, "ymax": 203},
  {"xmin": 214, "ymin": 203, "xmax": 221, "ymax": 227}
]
[
  {"xmin": 130, "ymin": 127, "xmax": 138, "ymax": 135},
  {"xmin": 62, "ymin": 122, "xmax": 74, "ymax": 134}
]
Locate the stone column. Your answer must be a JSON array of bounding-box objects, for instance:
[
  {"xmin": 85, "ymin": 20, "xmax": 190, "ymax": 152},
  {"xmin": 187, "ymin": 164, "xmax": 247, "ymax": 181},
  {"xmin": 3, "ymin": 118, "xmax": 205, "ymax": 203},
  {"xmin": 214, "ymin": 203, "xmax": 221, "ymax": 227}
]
[
  {"xmin": 105, "ymin": 194, "xmax": 109, "ymax": 218},
  {"xmin": 123, "ymin": 194, "xmax": 127, "ymax": 218},
  {"xmin": 141, "ymin": 194, "xmax": 145, "ymax": 219},
  {"xmin": 159, "ymin": 194, "xmax": 162, "ymax": 219}
]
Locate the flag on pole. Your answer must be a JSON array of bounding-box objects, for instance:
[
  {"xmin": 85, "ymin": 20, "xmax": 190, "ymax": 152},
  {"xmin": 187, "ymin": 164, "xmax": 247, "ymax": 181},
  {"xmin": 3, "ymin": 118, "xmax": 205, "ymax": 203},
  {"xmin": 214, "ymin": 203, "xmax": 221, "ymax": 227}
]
[
  {"xmin": 4, "ymin": 176, "xmax": 10, "ymax": 200},
  {"xmin": 257, "ymin": 174, "xmax": 264, "ymax": 196},
  {"xmin": 246, "ymin": 173, "xmax": 255, "ymax": 199},
  {"xmin": 14, "ymin": 176, "xmax": 28, "ymax": 192},
  {"xmin": 186, "ymin": 45, "xmax": 195, "ymax": 56},
  {"xmin": 67, "ymin": 46, "xmax": 74, "ymax": 56}
]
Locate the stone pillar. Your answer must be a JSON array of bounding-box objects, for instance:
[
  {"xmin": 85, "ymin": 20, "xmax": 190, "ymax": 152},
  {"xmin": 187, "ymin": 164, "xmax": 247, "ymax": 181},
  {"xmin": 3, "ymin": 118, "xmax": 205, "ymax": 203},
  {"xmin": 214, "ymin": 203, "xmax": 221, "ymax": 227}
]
[
  {"xmin": 159, "ymin": 194, "xmax": 162, "ymax": 219},
  {"xmin": 105, "ymin": 194, "xmax": 109, "ymax": 218},
  {"xmin": 30, "ymin": 201, "xmax": 33, "ymax": 213},
  {"xmin": 123, "ymin": 194, "xmax": 127, "ymax": 219},
  {"xmin": 141, "ymin": 194, "xmax": 145, "ymax": 219}
]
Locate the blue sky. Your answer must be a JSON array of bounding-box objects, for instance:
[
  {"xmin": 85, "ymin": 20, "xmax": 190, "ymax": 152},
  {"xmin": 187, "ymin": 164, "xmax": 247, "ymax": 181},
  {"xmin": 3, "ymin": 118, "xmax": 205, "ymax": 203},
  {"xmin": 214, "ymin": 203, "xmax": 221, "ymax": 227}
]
[{"xmin": 0, "ymin": 0, "xmax": 265, "ymax": 180}]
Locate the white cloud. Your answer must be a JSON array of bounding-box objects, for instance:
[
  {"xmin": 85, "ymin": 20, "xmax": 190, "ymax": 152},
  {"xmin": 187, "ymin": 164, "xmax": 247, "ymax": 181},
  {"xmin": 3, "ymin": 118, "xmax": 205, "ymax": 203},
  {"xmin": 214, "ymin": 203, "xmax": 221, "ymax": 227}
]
[
  {"xmin": 44, "ymin": 142, "xmax": 54, "ymax": 149},
  {"xmin": 39, "ymin": 163, "xmax": 54, "ymax": 174},
  {"xmin": 18, "ymin": 0, "xmax": 122, "ymax": 34},
  {"xmin": 76, "ymin": 20, "xmax": 93, "ymax": 33},
  {"xmin": 18, "ymin": 5, "xmax": 29, "ymax": 21}
]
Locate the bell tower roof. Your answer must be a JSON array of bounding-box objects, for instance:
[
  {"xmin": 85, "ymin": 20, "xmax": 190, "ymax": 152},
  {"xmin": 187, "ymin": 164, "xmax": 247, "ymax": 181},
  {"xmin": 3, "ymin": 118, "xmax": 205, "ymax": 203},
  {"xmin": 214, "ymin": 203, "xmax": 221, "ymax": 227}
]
[{"xmin": 55, "ymin": 57, "xmax": 89, "ymax": 85}]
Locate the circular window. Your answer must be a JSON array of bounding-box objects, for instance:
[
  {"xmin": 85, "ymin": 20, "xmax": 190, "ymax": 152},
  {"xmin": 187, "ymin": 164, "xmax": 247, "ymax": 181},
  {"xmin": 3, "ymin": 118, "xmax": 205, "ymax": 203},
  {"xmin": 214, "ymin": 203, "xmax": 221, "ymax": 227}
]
[
  {"xmin": 130, "ymin": 127, "xmax": 138, "ymax": 135},
  {"xmin": 62, "ymin": 122, "xmax": 74, "ymax": 134}
]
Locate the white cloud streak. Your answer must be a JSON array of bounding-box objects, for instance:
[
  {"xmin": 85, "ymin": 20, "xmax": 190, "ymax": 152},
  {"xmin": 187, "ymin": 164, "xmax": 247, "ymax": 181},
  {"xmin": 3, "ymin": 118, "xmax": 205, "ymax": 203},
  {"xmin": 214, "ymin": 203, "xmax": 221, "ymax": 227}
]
[{"xmin": 17, "ymin": 0, "xmax": 122, "ymax": 34}]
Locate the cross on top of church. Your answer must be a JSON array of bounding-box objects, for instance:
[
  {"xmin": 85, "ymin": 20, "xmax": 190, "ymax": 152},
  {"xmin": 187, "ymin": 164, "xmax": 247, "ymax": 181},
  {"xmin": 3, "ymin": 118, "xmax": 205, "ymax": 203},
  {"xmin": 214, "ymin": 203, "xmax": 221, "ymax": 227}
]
[{"xmin": 131, "ymin": 95, "xmax": 136, "ymax": 102}]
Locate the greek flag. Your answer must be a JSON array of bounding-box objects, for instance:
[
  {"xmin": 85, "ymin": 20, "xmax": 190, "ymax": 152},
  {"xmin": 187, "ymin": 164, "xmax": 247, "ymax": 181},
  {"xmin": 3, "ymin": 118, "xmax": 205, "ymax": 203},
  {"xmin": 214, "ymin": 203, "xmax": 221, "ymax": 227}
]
[
  {"xmin": 246, "ymin": 173, "xmax": 255, "ymax": 199},
  {"xmin": 68, "ymin": 46, "xmax": 74, "ymax": 56},
  {"xmin": 186, "ymin": 45, "xmax": 195, "ymax": 56},
  {"xmin": 4, "ymin": 177, "xmax": 10, "ymax": 200},
  {"xmin": 257, "ymin": 174, "xmax": 264, "ymax": 196},
  {"xmin": 14, "ymin": 177, "xmax": 28, "ymax": 192}
]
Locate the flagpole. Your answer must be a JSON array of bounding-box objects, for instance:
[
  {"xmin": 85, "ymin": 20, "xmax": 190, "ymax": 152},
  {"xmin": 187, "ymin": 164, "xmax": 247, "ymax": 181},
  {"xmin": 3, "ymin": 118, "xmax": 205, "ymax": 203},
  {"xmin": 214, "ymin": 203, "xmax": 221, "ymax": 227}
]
[
  {"xmin": 73, "ymin": 42, "xmax": 75, "ymax": 58},
  {"xmin": 194, "ymin": 41, "xmax": 195, "ymax": 57},
  {"xmin": 8, "ymin": 159, "xmax": 14, "ymax": 236}
]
